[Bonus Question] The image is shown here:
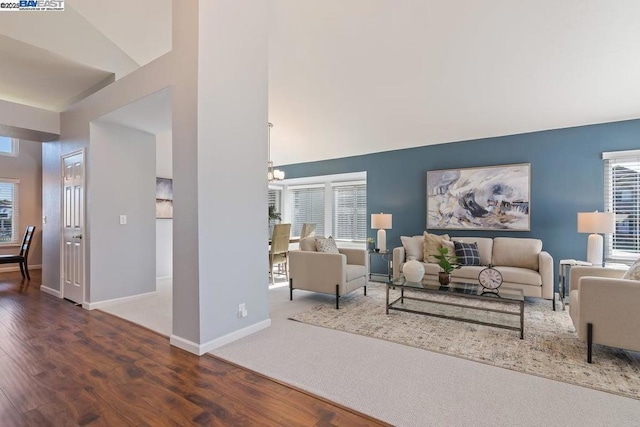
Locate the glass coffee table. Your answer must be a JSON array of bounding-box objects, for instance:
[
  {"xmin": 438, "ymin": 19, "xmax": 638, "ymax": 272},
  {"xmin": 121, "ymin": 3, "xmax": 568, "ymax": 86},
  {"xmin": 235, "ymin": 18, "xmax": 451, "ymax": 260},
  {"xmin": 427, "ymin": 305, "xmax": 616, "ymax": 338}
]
[{"xmin": 387, "ymin": 276, "xmax": 525, "ymax": 339}]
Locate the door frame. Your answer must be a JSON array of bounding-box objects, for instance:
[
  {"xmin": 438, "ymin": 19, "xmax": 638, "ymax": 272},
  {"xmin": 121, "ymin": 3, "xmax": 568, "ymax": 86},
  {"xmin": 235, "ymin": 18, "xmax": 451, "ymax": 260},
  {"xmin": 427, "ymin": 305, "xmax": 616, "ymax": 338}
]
[{"xmin": 59, "ymin": 148, "xmax": 87, "ymax": 304}]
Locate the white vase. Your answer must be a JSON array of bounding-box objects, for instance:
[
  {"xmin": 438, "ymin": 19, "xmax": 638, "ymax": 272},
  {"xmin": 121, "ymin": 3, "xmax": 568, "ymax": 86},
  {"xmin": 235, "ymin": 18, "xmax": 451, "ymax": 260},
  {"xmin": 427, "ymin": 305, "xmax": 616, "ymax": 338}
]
[{"xmin": 403, "ymin": 260, "xmax": 425, "ymax": 282}]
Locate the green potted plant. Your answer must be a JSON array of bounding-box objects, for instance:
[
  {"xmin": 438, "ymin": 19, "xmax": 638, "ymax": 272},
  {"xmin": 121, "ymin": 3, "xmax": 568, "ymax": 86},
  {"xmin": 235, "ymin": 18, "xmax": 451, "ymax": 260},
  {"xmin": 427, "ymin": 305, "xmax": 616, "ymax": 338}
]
[
  {"xmin": 366, "ymin": 237, "xmax": 375, "ymax": 251},
  {"xmin": 268, "ymin": 204, "xmax": 281, "ymax": 221},
  {"xmin": 432, "ymin": 246, "xmax": 461, "ymax": 285}
]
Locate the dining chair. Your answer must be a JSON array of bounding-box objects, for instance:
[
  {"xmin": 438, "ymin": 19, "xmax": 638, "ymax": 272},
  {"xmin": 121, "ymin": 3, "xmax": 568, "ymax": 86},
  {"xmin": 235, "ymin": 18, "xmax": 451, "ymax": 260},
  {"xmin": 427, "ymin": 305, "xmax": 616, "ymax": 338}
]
[
  {"xmin": 0, "ymin": 225, "xmax": 36, "ymax": 280},
  {"xmin": 269, "ymin": 223, "xmax": 291, "ymax": 286},
  {"xmin": 300, "ymin": 223, "xmax": 316, "ymax": 239}
]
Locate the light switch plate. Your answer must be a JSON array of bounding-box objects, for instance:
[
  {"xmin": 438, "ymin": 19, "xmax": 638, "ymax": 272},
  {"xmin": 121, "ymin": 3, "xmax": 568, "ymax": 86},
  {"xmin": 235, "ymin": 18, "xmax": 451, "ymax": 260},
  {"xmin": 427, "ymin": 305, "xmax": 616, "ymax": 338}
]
[{"xmin": 119, "ymin": 215, "xmax": 127, "ymax": 225}]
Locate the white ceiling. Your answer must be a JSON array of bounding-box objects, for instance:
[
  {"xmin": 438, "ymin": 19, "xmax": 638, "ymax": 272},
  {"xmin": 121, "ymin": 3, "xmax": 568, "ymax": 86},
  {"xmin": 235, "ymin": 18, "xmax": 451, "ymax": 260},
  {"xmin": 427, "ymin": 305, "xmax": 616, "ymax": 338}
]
[
  {"xmin": 1, "ymin": 1, "xmax": 640, "ymax": 164},
  {"xmin": 0, "ymin": 0, "xmax": 170, "ymax": 112},
  {"xmin": 268, "ymin": 0, "xmax": 640, "ymax": 165},
  {"xmin": 97, "ymin": 88, "xmax": 171, "ymax": 135}
]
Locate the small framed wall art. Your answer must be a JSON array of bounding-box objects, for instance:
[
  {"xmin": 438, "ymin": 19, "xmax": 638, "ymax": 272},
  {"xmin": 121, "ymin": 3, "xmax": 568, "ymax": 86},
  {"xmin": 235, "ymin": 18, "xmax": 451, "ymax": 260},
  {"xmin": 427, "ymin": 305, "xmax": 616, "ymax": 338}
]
[{"xmin": 156, "ymin": 177, "xmax": 173, "ymax": 219}]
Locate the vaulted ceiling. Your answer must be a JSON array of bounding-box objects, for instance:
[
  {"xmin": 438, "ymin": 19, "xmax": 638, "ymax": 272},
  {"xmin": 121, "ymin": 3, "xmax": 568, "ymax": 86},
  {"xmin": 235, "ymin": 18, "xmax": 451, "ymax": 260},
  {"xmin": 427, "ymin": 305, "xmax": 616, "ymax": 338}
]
[
  {"xmin": 1, "ymin": 1, "xmax": 639, "ymax": 165},
  {"xmin": 0, "ymin": 0, "xmax": 171, "ymax": 111}
]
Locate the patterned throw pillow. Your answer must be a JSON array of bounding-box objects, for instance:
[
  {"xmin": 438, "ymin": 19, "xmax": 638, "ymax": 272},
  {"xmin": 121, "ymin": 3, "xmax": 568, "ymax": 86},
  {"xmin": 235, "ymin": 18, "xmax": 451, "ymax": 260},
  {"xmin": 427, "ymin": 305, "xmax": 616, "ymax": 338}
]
[
  {"xmin": 453, "ymin": 241, "xmax": 481, "ymax": 266},
  {"xmin": 622, "ymin": 257, "xmax": 640, "ymax": 280},
  {"xmin": 424, "ymin": 232, "xmax": 450, "ymax": 263},
  {"xmin": 315, "ymin": 236, "xmax": 340, "ymax": 254}
]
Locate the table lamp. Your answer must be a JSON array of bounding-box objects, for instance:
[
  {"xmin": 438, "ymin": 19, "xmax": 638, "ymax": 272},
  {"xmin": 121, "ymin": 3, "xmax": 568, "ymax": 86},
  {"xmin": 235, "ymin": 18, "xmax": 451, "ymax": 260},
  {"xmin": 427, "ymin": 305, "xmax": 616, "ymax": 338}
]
[
  {"xmin": 577, "ymin": 211, "xmax": 615, "ymax": 266},
  {"xmin": 371, "ymin": 213, "xmax": 392, "ymax": 252}
]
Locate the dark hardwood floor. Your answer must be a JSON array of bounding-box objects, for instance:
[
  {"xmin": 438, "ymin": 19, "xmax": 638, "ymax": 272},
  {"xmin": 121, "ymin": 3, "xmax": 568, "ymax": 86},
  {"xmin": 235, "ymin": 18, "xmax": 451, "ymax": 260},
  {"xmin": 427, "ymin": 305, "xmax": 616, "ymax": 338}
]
[{"xmin": 0, "ymin": 270, "xmax": 389, "ymax": 426}]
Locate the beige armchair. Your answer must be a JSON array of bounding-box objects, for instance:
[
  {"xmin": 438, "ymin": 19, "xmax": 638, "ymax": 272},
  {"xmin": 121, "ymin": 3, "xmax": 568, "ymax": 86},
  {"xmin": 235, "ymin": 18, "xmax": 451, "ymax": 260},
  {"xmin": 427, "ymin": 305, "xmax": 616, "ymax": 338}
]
[
  {"xmin": 569, "ymin": 266, "xmax": 640, "ymax": 363},
  {"xmin": 289, "ymin": 237, "xmax": 368, "ymax": 309}
]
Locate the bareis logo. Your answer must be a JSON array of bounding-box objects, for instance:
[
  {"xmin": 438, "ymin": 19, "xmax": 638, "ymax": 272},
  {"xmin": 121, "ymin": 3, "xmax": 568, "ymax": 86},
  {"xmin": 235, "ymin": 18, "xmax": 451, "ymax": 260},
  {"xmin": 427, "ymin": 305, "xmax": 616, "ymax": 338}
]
[{"xmin": 20, "ymin": 0, "xmax": 63, "ymax": 7}]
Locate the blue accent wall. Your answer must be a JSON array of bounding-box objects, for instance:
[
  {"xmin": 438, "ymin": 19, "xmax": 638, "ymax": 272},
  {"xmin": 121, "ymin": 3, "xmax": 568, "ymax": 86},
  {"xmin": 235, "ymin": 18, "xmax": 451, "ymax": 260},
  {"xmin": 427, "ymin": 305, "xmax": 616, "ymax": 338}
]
[{"xmin": 281, "ymin": 119, "xmax": 640, "ymax": 287}]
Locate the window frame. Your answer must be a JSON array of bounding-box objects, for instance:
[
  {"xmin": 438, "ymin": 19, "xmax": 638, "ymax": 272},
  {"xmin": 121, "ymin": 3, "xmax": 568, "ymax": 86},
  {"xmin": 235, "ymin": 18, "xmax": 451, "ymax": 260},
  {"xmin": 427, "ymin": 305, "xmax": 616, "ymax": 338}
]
[
  {"xmin": 0, "ymin": 178, "xmax": 20, "ymax": 245},
  {"xmin": 287, "ymin": 184, "xmax": 327, "ymax": 238},
  {"xmin": 277, "ymin": 172, "xmax": 367, "ymax": 245},
  {"xmin": 0, "ymin": 137, "xmax": 19, "ymax": 158},
  {"xmin": 331, "ymin": 180, "xmax": 367, "ymax": 242},
  {"xmin": 603, "ymin": 149, "xmax": 640, "ymax": 263}
]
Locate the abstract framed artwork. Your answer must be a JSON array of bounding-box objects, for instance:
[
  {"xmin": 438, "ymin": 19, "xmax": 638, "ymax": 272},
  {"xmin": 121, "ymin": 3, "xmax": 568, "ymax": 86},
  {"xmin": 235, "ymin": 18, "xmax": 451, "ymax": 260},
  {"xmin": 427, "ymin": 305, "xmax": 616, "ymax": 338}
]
[
  {"xmin": 156, "ymin": 177, "xmax": 173, "ymax": 219},
  {"xmin": 426, "ymin": 163, "xmax": 530, "ymax": 231}
]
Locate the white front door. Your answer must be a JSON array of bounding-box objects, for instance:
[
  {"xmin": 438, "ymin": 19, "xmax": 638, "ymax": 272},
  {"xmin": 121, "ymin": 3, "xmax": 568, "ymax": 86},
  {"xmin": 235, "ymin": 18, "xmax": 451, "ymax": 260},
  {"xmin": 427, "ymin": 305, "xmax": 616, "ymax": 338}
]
[{"xmin": 61, "ymin": 151, "xmax": 85, "ymax": 303}]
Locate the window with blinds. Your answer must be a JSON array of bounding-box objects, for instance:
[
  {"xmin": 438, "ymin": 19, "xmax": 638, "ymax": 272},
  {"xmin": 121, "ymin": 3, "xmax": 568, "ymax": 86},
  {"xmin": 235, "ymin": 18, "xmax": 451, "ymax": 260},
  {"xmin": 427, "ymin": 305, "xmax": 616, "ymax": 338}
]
[
  {"xmin": 268, "ymin": 188, "xmax": 282, "ymax": 237},
  {"xmin": 268, "ymin": 189, "xmax": 281, "ymax": 213},
  {"xmin": 0, "ymin": 179, "xmax": 19, "ymax": 244},
  {"xmin": 604, "ymin": 150, "xmax": 640, "ymax": 262},
  {"xmin": 333, "ymin": 183, "xmax": 367, "ymax": 241},
  {"xmin": 290, "ymin": 186, "xmax": 325, "ymax": 237},
  {"xmin": 0, "ymin": 136, "xmax": 18, "ymax": 157}
]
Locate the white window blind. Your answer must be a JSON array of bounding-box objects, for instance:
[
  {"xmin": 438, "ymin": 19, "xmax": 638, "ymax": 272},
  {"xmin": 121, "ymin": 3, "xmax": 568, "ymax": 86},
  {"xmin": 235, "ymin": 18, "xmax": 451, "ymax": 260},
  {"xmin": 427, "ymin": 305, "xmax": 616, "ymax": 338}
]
[
  {"xmin": 0, "ymin": 179, "xmax": 19, "ymax": 244},
  {"xmin": 290, "ymin": 186, "xmax": 325, "ymax": 237},
  {"xmin": 333, "ymin": 183, "xmax": 367, "ymax": 241},
  {"xmin": 268, "ymin": 189, "xmax": 281, "ymax": 213},
  {"xmin": 604, "ymin": 150, "xmax": 640, "ymax": 262}
]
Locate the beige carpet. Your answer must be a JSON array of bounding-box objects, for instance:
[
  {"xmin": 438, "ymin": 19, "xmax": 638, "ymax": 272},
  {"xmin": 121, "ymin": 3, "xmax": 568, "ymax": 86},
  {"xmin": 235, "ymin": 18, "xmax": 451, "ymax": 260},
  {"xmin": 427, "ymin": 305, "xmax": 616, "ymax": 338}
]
[{"xmin": 290, "ymin": 283, "xmax": 640, "ymax": 401}]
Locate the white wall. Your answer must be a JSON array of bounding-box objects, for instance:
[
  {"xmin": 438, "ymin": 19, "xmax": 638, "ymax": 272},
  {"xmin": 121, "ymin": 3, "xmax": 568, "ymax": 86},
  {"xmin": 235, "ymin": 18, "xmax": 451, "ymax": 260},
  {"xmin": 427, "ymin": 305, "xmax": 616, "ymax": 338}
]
[
  {"xmin": 156, "ymin": 130, "xmax": 172, "ymax": 278},
  {"xmin": 0, "ymin": 100, "xmax": 59, "ymax": 135},
  {"xmin": 0, "ymin": 140, "xmax": 42, "ymax": 269},
  {"xmin": 89, "ymin": 121, "xmax": 156, "ymax": 302},
  {"xmin": 195, "ymin": 0, "xmax": 269, "ymax": 345},
  {"xmin": 41, "ymin": 0, "xmax": 269, "ymax": 354}
]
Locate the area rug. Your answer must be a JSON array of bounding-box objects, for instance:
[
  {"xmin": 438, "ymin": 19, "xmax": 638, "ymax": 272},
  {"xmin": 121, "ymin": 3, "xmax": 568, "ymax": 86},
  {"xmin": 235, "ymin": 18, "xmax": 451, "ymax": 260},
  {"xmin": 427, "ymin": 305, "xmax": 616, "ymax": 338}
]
[{"xmin": 289, "ymin": 283, "xmax": 640, "ymax": 400}]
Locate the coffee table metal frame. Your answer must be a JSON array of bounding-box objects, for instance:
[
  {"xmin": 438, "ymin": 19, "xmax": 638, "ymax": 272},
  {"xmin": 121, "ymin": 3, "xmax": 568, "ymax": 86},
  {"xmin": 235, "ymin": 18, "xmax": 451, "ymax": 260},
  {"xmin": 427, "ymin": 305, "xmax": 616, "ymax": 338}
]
[{"xmin": 386, "ymin": 277, "xmax": 525, "ymax": 339}]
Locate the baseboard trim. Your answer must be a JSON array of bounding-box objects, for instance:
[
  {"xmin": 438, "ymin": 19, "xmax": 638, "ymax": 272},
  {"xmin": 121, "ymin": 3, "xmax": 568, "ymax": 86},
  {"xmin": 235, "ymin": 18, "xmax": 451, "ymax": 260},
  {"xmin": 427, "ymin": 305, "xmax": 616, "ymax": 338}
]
[
  {"xmin": 40, "ymin": 285, "xmax": 61, "ymax": 298},
  {"xmin": 0, "ymin": 264, "xmax": 42, "ymax": 273},
  {"xmin": 84, "ymin": 290, "xmax": 157, "ymax": 310},
  {"xmin": 170, "ymin": 319, "xmax": 272, "ymax": 356}
]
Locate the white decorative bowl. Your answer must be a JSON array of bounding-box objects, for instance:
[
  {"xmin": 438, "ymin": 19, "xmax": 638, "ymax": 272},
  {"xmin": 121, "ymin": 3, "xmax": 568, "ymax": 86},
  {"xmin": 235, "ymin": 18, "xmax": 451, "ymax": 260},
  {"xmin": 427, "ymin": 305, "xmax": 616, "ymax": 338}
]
[{"xmin": 403, "ymin": 259, "xmax": 425, "ymax": 282}]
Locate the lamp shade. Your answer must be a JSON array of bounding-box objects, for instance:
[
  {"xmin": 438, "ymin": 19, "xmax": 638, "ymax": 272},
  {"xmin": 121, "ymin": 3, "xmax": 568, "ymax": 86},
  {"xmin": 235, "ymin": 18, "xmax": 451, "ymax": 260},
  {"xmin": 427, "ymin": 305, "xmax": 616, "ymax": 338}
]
[
  {"xmin": 577, "ymin": 212, "xmax": 615, "ymax": 234},
  {"xmin": 371, "ymin": 213, "xmax": 392, "ymax": 229}
]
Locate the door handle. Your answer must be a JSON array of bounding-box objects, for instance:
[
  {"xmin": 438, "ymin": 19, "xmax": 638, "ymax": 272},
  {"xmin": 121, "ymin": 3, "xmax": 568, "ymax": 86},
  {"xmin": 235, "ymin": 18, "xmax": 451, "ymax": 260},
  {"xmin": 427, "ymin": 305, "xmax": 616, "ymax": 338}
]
[{"xmin": 73, "ymin": 235, "xmax": 82, "ymax": 239}]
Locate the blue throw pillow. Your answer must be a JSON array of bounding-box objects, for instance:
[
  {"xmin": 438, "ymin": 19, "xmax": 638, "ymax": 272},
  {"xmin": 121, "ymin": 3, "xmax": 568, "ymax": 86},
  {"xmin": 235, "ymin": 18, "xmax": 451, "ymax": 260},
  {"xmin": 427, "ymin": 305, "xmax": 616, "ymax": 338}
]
[{"xmin": 453, "ymin": 241, "xmax": 481, "ymax": 266}]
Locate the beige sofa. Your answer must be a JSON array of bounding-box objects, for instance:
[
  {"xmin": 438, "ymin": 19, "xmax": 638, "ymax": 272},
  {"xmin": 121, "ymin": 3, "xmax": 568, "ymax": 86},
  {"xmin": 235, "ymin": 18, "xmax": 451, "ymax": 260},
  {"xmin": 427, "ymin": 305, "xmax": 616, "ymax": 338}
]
[
  {"xmin": 289, "ymin": 237, "xmax": 368, "ymax": 309},
  {"xmin": 393, "ymin": 236, "xmax": 554, "ymax": 299},
  {"xmin": 569, "ymin": 266, "xmax": 640, "ymax": 363}
]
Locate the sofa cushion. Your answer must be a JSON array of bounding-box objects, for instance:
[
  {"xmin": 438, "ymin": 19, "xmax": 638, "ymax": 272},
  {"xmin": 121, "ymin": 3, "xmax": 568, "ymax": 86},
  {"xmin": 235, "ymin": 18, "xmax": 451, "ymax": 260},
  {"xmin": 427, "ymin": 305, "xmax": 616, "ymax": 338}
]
[
  {"xmin": 423, "ymin": 232, "xmax": 450, "ymax": 263},
  {"xmin": 453, "ymin": 241, "xmax": 481, "ymax": 266},
  {"xmin": 346, "ymin": 264, "xmax": 367, "ymax": 282},
  {"xmin": 451, "ymin": 266, "xmax": 485, "ymax": 281},
  {"xmin": 622, "ymin": 257, "xmax": 640, "ymax": 280},
  {"xmin": 453, "ymin": 237, "xmax": 493, "ymax": 266},
  {"xmin": 494, "ymin": 266, "xmax": 542, "ymax": 286},
  {"xmin": 316, "ymin": 237, "xmax": 339, "ymax": 254},
  {"xmin": 423, "ymin": 262, "xmax": 441, "ymax": 275},
  {"xmin": 492, "ymin": 237, "xmax": 542, "ymax": 270},
  {"xmin": 401, "ymin": 235, "xmax": 424, "ymax": 261},
  {"xmin": 300, "ymin": 237, "xmax": 318, "ymax": 252}
]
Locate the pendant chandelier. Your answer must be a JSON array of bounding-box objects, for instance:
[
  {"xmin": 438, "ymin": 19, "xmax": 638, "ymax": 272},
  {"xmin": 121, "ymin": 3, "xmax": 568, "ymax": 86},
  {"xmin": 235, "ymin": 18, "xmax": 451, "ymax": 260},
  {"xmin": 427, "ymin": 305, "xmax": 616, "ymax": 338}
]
[{"xmin": 267, "ymin": 122, "xmax": 285, "ymax": 182}]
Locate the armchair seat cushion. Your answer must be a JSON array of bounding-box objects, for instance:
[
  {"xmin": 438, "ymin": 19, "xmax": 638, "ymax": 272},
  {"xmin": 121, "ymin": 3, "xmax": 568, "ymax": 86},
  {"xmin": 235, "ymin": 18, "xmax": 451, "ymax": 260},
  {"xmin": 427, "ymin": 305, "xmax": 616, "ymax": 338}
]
[
  {"xmin": 569, "ymin": 289, "xmax": 580, "ymax": 332},
  {"xmin": 346, "ymin": 264, "xmax": 367, "ymax": 282}
]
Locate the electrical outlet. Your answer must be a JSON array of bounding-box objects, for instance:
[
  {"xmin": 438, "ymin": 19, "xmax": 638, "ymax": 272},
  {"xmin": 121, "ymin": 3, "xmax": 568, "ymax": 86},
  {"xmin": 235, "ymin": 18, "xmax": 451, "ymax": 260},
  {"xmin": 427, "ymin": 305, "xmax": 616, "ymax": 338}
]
[
  {"xmin": 119, "ymin": 215, "xmax": 127, "ymax": 225},
  {"xmin": 238, "ymin": 303, "xmax": 248, "ymax": 318}
]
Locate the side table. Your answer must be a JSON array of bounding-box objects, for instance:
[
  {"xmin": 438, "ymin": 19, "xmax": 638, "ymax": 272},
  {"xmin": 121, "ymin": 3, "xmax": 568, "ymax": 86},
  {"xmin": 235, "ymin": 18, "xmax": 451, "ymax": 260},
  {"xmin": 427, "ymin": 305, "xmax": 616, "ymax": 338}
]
[
  {"xmin": 556, "ymin": 259, "xmax": 591, "ymax": 311},
  {"xmin": 368, "ymin": 250, "xmax": 393, "ymax": 281}
]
